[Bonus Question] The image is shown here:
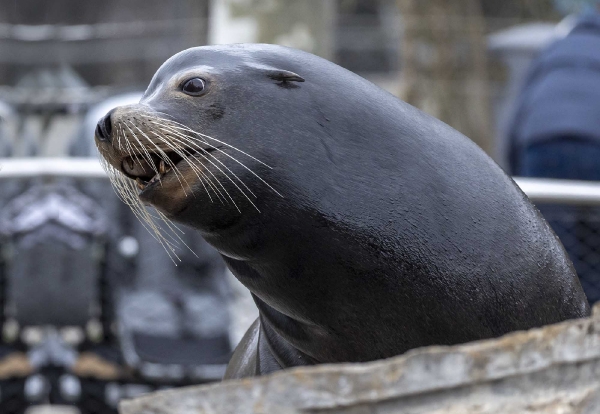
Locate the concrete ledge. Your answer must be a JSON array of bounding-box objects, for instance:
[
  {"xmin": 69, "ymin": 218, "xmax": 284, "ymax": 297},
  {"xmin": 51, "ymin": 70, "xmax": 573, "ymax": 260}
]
[{"xmin": 120, "ymin": 304, "xmax": 600, "ymax": 414}]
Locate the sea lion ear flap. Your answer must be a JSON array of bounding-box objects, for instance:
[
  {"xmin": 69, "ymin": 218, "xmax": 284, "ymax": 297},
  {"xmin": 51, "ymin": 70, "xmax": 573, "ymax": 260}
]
[{"xmin": 266, "ymin": 70, "xmax": 305, "ymax": 83}]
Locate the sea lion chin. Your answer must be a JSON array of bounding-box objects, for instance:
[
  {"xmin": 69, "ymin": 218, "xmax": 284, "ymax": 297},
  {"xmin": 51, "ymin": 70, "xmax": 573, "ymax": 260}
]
[{"xmin": 95, "ymin": 43, "xmax": 590, "ymax": 379}]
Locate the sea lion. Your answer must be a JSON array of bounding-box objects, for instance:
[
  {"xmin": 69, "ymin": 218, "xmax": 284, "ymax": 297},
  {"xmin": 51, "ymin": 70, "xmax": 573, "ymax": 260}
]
[{"xmin": 95, "ymin": 44, "xmax": 590, "ymax": 379}]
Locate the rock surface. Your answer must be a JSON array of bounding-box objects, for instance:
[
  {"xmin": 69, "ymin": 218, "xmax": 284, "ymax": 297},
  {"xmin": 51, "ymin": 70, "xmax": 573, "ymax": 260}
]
[{"xmin": 120, "ymin": 304, "xmax": 600, "ymax": 414}]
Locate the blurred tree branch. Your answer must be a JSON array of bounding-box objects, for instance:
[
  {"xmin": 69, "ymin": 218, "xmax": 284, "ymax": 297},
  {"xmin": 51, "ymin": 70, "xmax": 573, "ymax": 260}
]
[
  {"xmin": 396, "ymin": 0, "xmax": 559, "ymax": 156},
  {"xmin": 397, "ymin": 0, "xmax": 492, "ymax": 153}
]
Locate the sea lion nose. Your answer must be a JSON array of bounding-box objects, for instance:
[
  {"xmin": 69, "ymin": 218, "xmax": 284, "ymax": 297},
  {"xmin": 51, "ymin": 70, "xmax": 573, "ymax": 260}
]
[{"xmin": 95, "ymin": 109, "xmax": 115, "ymax": 142}]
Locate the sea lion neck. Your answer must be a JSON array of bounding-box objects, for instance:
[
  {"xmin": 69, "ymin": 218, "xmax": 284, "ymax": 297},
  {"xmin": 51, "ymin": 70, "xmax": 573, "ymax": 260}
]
[{"xmin": 219, "ymin": 254, "xmax": 339, "ymax": 361}]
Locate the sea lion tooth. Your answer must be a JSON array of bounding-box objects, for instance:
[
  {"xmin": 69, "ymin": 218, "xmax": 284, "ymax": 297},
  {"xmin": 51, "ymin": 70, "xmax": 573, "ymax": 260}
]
[
  {"xmin": 159, "ymin": 160, "xmax": 166, "ymax": 175},
  {"xmin": 135, "ymin": 178, "xmax": 145, "ymax": 190}
]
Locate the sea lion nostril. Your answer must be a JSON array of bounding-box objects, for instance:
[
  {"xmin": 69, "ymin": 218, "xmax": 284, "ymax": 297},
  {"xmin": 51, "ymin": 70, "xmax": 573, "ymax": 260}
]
[
  {"xmin": 94, "ymin": 123, "xmax": 105, "ymax": 141},
  {"xmin": 103, "ymin": 111, "xmax": 112, "ymax": 136},
  {"xmin": 95, "ymin": 109, "xmax": 115, "ymax": 142}
]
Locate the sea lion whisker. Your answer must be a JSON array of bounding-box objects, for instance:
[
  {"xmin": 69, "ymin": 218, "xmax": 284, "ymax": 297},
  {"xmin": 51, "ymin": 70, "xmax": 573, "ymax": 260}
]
[
  {"xmin": 115, "ymin": 126, "xmax": 134, "ymax": 164},
  {"xmin": 135, "ymin": 200, "xmax": 190, "ymax": 249},
  {"xmin": 145, "ymin": 116, "xmax": 283, "ymax": 198},
  {"xmin": 164, "ymin": 122, "xmax": 269, "ymax": 166},
  {"xmin": 117, "ymin": 124, "xmax": 125, "ymax": 152},
  {"xmin": 117, "ymin": 178, "xmax": 185, "ymax": 261},
  {"xmin": 143, "ymin": 122, "xmax": 241, "ymax": 207},
  {"xmin": 101, "ymin": 172, "xmax": 150, "ymax": 241},
  {"xmin": 145, "ymin": 111, "xmax": 273, "ymax": 169},
  {"xmin": 120, "ymin": 126, "xmax": 147, "ymax": 172},
  {"xmin": 100, "ymin": 158, "xmax": 186, "ymax": 261},
  {"xmin": 151, "ymin": 121, "xmax": 258, "ymax": 199},
  {"xmin": 131, "ymin": 209, "xmax": 182, "ymax": 261},
  {"xmin": 124, "ymin": 127, "xmax": 170, "ymax": 194},
  {"xmin": 152, "ymin": 124, "xmax": 254, "ymax": 212},
  {"xmin": 166, "ymin": 131, "xmax": 257, "ymax": 198},
  {"xmin": 143, "ymin": 129, "xmax": 219, "ymax": 199},
  {"xmin": 125, "ymin": 121, "xmax": 224, "ymax": 212},
  {"xmin": 105, "ymin": 165, "xmax": 146, "ymax": 213},
  {"xmin": 162, "ymin": 134, "xmax": 241, "ymax": 212},
  {"xmin": 121, "ymin": 132, "xmax": 142, "ymax": 168},
  {"xmin": 151, "ymin": 132, "xmax": 225, "ymax": 205},
  {"xmin": 123, "ymin": 122, "xmax": 161, "ymax": 178},
  {"xmin": 101, "ymin": 159, "xmax": 135, "ymax": 205},
  {"xmin": 144, "ymin": 128, "xmax": 229, "ymax": 205},
  {"xmin": 135, "ymin": 198, "xmax": 195, "ymax": 254},
  {"xmin": 148, "ymin": 126, "xmax": 253, "ymax": 209},
  {"xmin": 153, "ymin": 209, "xmax": 199, "ymax": 256},
  {"xmin": 124, "ymin": 121, "xmax": 164, "ymax": 180},
  {"xmin": 125, "ymin": 121, "xmax": 193, "ymax": 197}
]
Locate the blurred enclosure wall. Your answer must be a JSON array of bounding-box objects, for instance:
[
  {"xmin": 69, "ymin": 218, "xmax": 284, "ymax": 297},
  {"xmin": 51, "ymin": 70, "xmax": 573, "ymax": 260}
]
[
  {"xmin": 0, "ymin": 0, "xmax": 564, "ymax": 161},
  {"xmin": 0, "ymin": 0, "xmax": 209, "ymax": 87}
]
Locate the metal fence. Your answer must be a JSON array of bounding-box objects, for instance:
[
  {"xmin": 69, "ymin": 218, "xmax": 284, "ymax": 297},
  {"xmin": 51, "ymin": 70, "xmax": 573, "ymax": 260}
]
[{"xmin": 515, "ymin": 177, "xmax": 600, "ymax": 304}]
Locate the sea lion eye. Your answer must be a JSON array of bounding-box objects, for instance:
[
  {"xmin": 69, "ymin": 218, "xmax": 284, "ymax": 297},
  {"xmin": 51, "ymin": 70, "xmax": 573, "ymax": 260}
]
[{"xmin": 181, "ymin": 78, "xmax": 206, "ymax": 96}]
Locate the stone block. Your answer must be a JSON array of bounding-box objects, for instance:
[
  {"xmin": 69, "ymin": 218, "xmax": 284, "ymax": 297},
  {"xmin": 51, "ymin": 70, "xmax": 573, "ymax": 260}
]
[{"xmin": 120, "ymin": 304, "xmax": 600, "ymax": 414}]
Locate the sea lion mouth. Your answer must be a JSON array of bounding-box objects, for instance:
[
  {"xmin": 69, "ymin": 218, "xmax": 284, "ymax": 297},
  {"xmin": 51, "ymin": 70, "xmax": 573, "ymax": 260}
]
[{"xmin": 120, "ymin": 147, "xmax": 218, "ymax": 192}]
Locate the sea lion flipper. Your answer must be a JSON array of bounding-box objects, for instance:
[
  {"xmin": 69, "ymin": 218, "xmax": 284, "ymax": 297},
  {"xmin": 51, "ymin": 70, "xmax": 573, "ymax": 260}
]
[{"xmin": 224, "ymin": 318, "xmax": 260, "ymax": 380}]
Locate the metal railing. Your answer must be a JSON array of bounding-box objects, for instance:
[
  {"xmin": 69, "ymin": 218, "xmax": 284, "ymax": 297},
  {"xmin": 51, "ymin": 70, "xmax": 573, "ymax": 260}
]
[
  {"xmin": 0, "ymin": 157, "xmax": 106, "ymax": 179},
  {"xmin": 513, "ymin": 177, "xmax": 600, "ymax": 205},
  {"xmin": 3, "ymin": 158, "xmax": 600, "ymax": 205}
]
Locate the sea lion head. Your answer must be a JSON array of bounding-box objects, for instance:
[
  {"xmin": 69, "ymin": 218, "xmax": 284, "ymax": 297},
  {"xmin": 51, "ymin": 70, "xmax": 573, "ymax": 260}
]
[
  {"xmin": 95, "ymin": 43, "xmax": 402, "ymax": 261},
  {"xmin": 94, "ymin": 44, "xmax": 348, "ymax": 252}
]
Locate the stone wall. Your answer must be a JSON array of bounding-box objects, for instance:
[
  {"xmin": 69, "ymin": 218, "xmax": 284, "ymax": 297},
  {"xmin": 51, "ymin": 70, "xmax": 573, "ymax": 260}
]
[{"xmin": 120, "ymin": 304, "xmax": 600, "ymax": 414}]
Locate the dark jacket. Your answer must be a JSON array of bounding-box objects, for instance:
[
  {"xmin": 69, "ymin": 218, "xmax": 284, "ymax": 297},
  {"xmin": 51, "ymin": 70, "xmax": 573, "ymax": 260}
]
[{"xmin": 509, "ymin": 11, "xmax": 600, "ymax": 172}]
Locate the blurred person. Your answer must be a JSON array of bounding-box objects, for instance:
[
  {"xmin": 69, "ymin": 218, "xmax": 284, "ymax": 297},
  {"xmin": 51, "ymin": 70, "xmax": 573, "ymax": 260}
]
[{"xmin": 509, "ymin": 0, "xmax": 600, "ymax": 303}]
